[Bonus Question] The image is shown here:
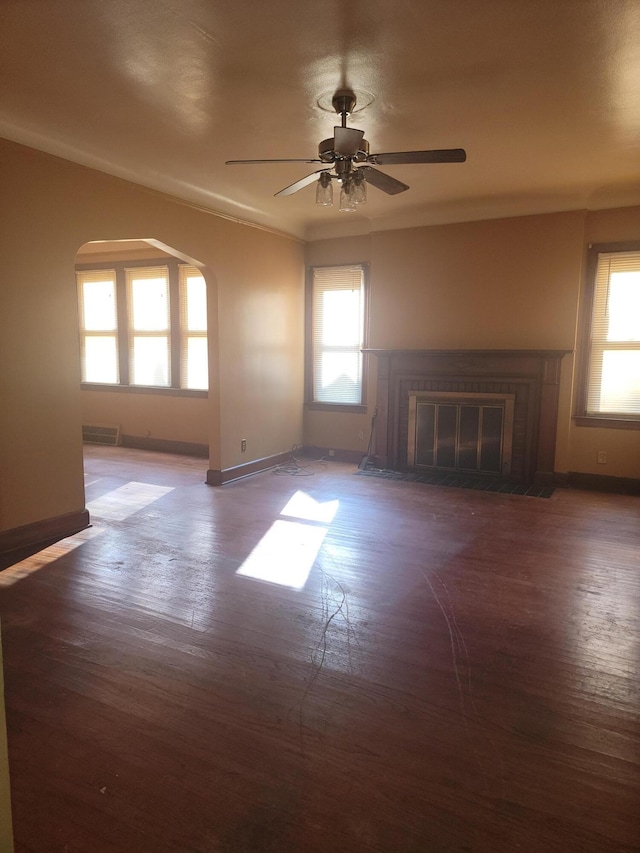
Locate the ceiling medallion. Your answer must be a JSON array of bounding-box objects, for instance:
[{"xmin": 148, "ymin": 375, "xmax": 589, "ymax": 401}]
[{"xmin": 317, "ymin": 89, "xmax": 375, "ymax": 115}]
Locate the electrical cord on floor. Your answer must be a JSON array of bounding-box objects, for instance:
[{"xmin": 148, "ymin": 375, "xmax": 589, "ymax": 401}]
[{"xmin": 273, "ymin": 444, "xmax": 328, "ymax": 476}]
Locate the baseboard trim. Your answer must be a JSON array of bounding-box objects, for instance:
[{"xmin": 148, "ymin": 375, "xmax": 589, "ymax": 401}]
[
  {"xmin": 207, "ymin": 450, "xmax": 294, "ymax": 486},
  {"xmin": 120, "ymin": 435, "xmax": 209, "ymax": 458},
  {"xmin": 303, "ymin": 446, "xmax": 364, "ymax": 464},
  {"xmin": 0, "ymin": 509, "xmax": 91, "ymax": 569},
  {"xmin": 555, "ymin": 471, "xmax": 640, "ymax": 495}
]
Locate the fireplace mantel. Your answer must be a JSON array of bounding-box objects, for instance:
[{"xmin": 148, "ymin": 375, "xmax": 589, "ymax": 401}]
[{"xmin": 365, "ymin": 349, "xmax": 571, "ymax": 485}]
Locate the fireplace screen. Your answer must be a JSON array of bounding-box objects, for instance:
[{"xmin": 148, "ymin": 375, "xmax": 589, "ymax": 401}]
[{"xmin": 408, "ymin": 392, "xmax": 515, "ymax": 478}]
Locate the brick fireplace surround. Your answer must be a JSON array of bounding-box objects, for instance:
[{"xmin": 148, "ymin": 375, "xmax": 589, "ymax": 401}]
[{"xmin": 366, "ymin": 350, "xmax": 571, "ymax": 485}]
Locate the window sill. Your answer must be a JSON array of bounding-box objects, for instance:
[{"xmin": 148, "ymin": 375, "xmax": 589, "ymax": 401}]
[
  {"xmin": 306, "ymin": 402, "xmax": 367, "ymax": 414},
  {"xmin": 574, "ymin": 415, "xmax": 640, "ymax": 431},
  {"xmin": 81, "ymin": 383, "xmax": 208, "ymax": 399}
]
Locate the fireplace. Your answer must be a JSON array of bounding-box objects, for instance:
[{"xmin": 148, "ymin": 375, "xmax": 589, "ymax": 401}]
[
  {"xmin": 366, "ymin": 350, "xmax": 570, "ymax": 485},
  {"xmin": 408, "ymin": 391, "xmax": 515, "ymax": 478}
]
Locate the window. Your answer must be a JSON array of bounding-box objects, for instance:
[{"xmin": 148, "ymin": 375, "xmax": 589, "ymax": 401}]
[
  {"xmin": 180, "ymin": 265, "xmax": 208, "ymax": 390},
  {"xmin": 127, "ymin": 266, "xmax": 171, "ymax": 387},
  {"xmin": 578, "ymin": 245, "xmax": 640, "ymax": 425},
  {"xmin": 77, "ymin": 269, "xmax": 119, "ymax": 384},
  {"xmin": 308, "ymin": 264, "xmax": 367, "ymax": 408},
  {"xmin": 77, "ymin": 260, "xmax": 208, "ymax": 392}
]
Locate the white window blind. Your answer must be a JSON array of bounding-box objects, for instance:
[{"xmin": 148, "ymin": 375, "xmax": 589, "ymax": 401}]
[
  {"xmin": 179, "ymin": 265, "xmax": 208, "ymax": 390},
  {"xmin": 77, "ymin": 269, "xmax": 119, "ymax": 383},
  {"xmin": 126, "ymin": 266, "xmax": 171, "ymax": 387},
  {"xmin": 312, "ymin": 265, "xmax": 365, "ymax": 404},
  {"xmin": 586, "ymin": 251, "xmax": 640, "ymax": 417}
]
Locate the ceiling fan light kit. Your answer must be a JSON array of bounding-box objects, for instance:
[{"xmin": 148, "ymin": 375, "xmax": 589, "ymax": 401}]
[
  {"xmin": 315, "ymin": 170, "xmax": 333, "ymax": 206},
  {"xmin": 352, "ymin": 169, "xmax": 367, "ymax": 204},
  {"xmin": 226, "ymin": 89, "xmax": 466, "ymax": 212},
  {"xmin": 339, "ymin": 184, "xmax": 356, "ymax": 212}
]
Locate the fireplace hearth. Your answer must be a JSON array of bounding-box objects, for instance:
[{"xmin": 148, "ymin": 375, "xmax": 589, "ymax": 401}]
[{"xmin": 366, "ymin": 350, "xmax": 570, "ymax": 485}]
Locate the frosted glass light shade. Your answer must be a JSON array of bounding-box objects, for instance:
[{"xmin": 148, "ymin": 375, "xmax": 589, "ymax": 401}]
[
  {"xmin": 352, "ymin": 171, "xmax": 367, "ymax": 204},
  {"xmin": 339, "ymin": 183, "xmax": 356, "ymax": 212},
  {"xmin": 316, "ymin": 172, "xmax": 333, "ymax": 206}
]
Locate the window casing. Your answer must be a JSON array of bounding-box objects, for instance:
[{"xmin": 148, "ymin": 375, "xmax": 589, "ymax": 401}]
[
  {"xmin": 577, "ymin": 243, "xmax": 640, "ymax": 427},
  {"xmin": 179, "ymin": 265, "xmax": 208, "ymax": 391},
  {"xmin": 126, "ymin": 266, "xmax": 171, "ymax": 387},
  {"xmin": 77, "ymin": 269, "xmax": 119, "ymax": 384},
  {"xmin": 307, "ymin": 264, "xmax": 367, "ymax": 410},
  {"xmin": 77, "ymin": 259, "xmax": 208, "ymax": 393}
]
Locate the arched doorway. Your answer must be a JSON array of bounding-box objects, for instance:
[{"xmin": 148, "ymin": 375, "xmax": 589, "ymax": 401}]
[{"xmin": 75, "ymin": 238, "xmax": 215, "ymax": 467}]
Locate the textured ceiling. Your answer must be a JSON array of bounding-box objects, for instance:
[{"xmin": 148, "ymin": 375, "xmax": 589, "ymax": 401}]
[{"xmin": 2, "ymin": 0, "xmax": 640, "ymax": 240}]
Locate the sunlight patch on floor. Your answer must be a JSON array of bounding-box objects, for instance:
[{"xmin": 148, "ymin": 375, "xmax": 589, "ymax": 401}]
[
  {"xmin": 236, "ymin": 491, "xmax": 338, "ymax": 590},
  {"xmin": 0, "ymin": 525, "xmax": 103, "ymax": 588},
  {"xmin": 86, "ymin": 482, "xmax": 174, "ymax": 521},
  {"xmin": 280, "ymin": 491, "xmax": 339, "ymax": 523},
  {"xmin": 236, "ymin": 519, "xmax": 327, "ymax": 590}
]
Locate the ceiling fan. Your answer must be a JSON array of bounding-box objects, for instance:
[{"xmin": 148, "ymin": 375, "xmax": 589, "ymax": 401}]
[{"xmin": 226, "ymin": 89, "xmax": 466, "ymax": 211}]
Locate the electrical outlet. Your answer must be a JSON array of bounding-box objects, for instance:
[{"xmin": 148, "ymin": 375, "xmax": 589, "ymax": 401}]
[
  {"xmin": 358, "ymin": 430, "xmax": 364, "ymax": 440},
  {"xmin": 241, "ymin": 439, "xmax": 247, "ymax": 452},
  {"xmin": 597, "ymin": 450, "xmax": 606, "ymax": 464},
  {"xmin": 328, "ymin": 449, "xmax": 335, "ymax": 457}
]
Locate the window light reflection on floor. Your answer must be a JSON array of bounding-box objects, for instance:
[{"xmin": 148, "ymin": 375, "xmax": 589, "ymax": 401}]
[
  {"xmin": 0, "ymin": 525, "xmax": 103, "ymax": 588},
  {"xmin": 236, "ymin": 490, "xmax": 339, "ymax": 590},
  {"xmin": 2, "ymin": 480, "xmax": 174, "ymax": 587},
  {"xmin": 280, "ymin": 491, "xmax": 339, "ymax": 523},
  {"xmin": 86, "ymin": 481, "xmax": 174, "ymax": 521}
]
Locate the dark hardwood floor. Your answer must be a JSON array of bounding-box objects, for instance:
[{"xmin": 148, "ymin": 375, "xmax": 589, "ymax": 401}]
[{"xmin": 1, "ymin": 445, "xmax": 639, "ymax": 852}]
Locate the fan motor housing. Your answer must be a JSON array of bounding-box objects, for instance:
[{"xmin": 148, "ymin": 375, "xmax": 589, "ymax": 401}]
[{"xmin": 318, "ymin": 137, "xmax": 370, "ymax": 163}]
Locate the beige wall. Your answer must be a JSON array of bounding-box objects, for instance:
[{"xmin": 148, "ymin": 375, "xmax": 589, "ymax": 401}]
[
  {"xmin": 370, "ymin": 212, "xmax": 584, "ymax": 351},
  {"xmin": 80, "ymin": 391, "xmax": 209, "ymax": 447},
  {"xmin": 0, "ymin": 628, "xmax": 13, "ymax": 853},
  {"xmin": 0, "ymin": 137, "xmax": 304, "ymax": 534},
  {"xmin": 306, "ymin": 208, "xmax": 640, "ymax": 478}
]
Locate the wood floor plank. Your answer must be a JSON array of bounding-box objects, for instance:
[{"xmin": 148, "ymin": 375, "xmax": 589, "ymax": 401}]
[{"xmin": 1, "ymin": 445, "xmax": 639, "ymax": 852}]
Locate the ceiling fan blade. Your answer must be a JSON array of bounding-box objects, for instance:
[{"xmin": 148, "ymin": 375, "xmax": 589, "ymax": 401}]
[
  {"xmin": 368, "ymin": 148, "xmax": 467, "ymax": 165},
  {"xmin": 359, "ymin": 166, "xmax": 409, "ymax": 195},
  {"xmin": 274, "ymin": 170, "xmax": 332, "ymax": 197},
  {"xmin": 226, "ymin": 158, "xmax": 322, "ymax": 165},
  {"xmin": 334, "ymin": 127, "xmax": 365, "ymax": 157}
]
